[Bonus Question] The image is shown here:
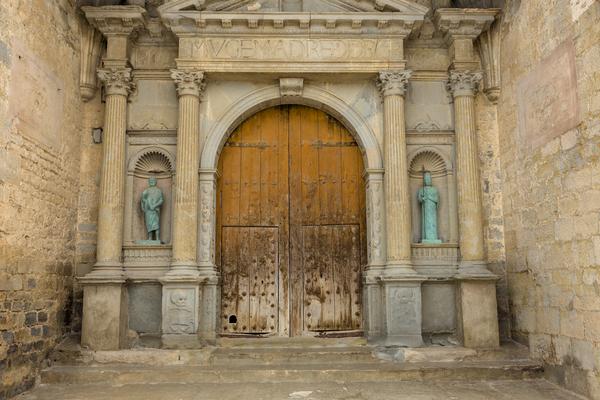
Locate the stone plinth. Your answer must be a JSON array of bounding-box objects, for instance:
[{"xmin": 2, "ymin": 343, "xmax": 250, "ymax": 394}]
[
  {"xmin": 160, "ymin": 277, "xmax": 204, "ymax": 349},
  {"xmin": 81, "ymin": 283, "xmax": 128, "ymax": 350},
  {"xmin": 457, "ymin": 280, "xmax": 500, "ymax": 349},
  {"xmin": 378, "ymin": 277, "xmax": 424, "ymax": 347}
]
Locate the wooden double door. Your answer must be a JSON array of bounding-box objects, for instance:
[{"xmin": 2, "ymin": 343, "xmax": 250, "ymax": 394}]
[{"xmin": 217, "ymin": 105, "xmax": 366, "ymax": 336}]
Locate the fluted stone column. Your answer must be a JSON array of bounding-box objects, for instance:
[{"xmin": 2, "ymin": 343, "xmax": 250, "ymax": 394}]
[
  {"xmin": 168, "ymin": 69, "xmax": 206, "ymax": 276},
  {"xmin": 447, "ymin": 71, "xmax": 488, "ymax": 273},
  {"xmin": 160, "ymin": 69, "xmax": 206, "ymax": 348},
  {"xmin": 378, "ymin": 71, "xmax": 414, "ymax": 274},
  {"xmin": 80, "ymin": 67, "xmax": 134, "ymax": 350},
  {"xmin": 376, "ymin": 71, "xmax": 424, "ymax": 347},
  {"xmin": 447, "ymin": 70, "xmax": 499, "ymax": 348}
]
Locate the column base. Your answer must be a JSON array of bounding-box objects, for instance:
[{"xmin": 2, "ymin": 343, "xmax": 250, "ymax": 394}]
[
  {"xmin": 379, "ymin": 276, "xmax": 425, "ymax": 347},
  {"xmin": 457, "ymin": 278, "xmax": 500, "ymax": 349},
  {"xmin": 80, "ymin": 277, "xmax": 127, "ymax": 351},
  {"xmin": 166, "ymin": 261, "xmax": 200, "ymax": 278},
  {"xmin": 383, "ymin": 261, "xmax": 420, "ymax": 278},
  {"xmin": 457, "ymin": 260, "xmax": 497, "ymax": 279},
  {"xmin": 84, "ymin": 261, "xmax": 126, "ymax": 281}
]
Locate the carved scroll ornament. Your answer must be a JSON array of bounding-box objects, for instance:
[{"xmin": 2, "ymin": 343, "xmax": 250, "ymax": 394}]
[
  {"xmin": 97, "ymin": 67, "xmax": 135, "ymax": 97},
  {"xmin": 170, "ymin": 69, "xmax": 206, "ymax": 98},
  {"xmin": 446, "ymin": 70, "xmax": 483, "ymax": 98},
  {"xmin": 376, "ymin": 70, "xmax": 412, "ymax": 98}
]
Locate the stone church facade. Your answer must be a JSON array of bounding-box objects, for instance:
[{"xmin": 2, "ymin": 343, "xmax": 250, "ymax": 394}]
[{"xmin": 1, "ymin": 0, "xmax": 599, "ymax": 398}]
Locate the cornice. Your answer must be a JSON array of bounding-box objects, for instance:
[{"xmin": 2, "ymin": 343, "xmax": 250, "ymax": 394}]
[
  {"xmin": 433, "ymin": 8, "xmax": 499, "ymax": 43},
  {"xmin": 158, "ymin": 11, "xmax": 425, "ymax": 36},
  {"xmin": 82, "ymin": 5, "xmax": 147, "ymax": 36}
]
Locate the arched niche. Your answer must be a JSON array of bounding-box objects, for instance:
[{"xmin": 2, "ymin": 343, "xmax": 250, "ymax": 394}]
[
  {"xmin": 124, "ymin": 147, "xmax": 175, "ymax": 245},
  {"xmin": 408, "ymin": 148, "xmax": 458, "ymax": 244}
]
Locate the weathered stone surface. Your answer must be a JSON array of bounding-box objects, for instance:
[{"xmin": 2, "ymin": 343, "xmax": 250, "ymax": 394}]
[
  {"xmin": 498, "ymin": 0, "xmax": 600, "ymax": 397},
  {"xmin": 0, "ymin": 0, "xmax": 83, "ymax": 397}
]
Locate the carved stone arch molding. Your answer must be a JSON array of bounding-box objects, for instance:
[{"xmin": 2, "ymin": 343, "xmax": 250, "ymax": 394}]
[
  {"xmin": 407, "ymin": 147, "xmax": 458, "ymax": 244},
  {"xmin": 197, "ymin": 81, "xmax": 387, "ymax": 295},
  {"xmin": 128, "ymin": 146, "xmax": 176, "ymax": 177},
  {"xmin": 124, "ymin": 146, "xmax": 176, "ymax": 246},
  {"xmin": 200, "ymin": 84, "xmax": 383, "ymax": 171},
  {"xmin": 408, "ymin": 148, "xmax": 452, "ymax": 178}
]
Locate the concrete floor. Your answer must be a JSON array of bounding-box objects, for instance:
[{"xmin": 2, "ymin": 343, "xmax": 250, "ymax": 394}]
[{"xmin": 17, "ymin": 380, "xmax": 585, "ymax": 400}]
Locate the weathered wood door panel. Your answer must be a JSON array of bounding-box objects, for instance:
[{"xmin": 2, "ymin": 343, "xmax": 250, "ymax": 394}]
[
  {"xmin": 221, "ymin": 227, "xmax": 278, "ymax": 334},
  {"xmin": 302, "ymin": 225, "xmax": 362, "ymax": 332},
  {"xmin": 217, "ymin": 105, "xmax": 365, "ymax": 336}
]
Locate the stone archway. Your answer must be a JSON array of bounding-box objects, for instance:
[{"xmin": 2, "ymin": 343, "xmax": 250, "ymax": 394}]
[{"xmin": 197, "ymin": 84, "xmax": 387, "ymax": 339}]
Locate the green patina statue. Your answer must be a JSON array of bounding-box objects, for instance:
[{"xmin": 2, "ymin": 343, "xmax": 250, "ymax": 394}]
[
  {"xmin": 418, "ymin": 171, "xmax": 442, "ymax": 244},
  {"xmin": 140, "ymin": 177, "xmax": 164, "ymax": 243}
]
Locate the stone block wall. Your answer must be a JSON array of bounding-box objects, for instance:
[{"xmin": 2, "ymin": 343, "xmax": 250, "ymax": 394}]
[
  {"xmin": 497, "ymin": 0, "xmax": 600, "ymax": 397},
  {"xmin": 0, "ymin": 0, "xmax": 83, "ymax": 397}
]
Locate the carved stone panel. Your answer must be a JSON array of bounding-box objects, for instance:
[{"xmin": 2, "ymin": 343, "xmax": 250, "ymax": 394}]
[
  {"xmin": 405, "ymin": 81, "xmax": 453, "ymax": 132},
  {"xmin": 177, "ymin": 37, "xmax": 406, "ymax": 72},
  {"xmin": 128, "ymin": 80, "xmax": 178, "ymax": 130},
  {"xmin": 162, "ymin": 285, "xmax": 199, "ymax": 335},
  {"xmin": 517, "ymin": 40, "xmax": 580, "ymax": 150}
]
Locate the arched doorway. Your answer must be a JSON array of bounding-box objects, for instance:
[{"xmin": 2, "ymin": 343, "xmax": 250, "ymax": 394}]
[{"xmin": 216, "ymin": 105, "xmax": 367, "ymax": 337}]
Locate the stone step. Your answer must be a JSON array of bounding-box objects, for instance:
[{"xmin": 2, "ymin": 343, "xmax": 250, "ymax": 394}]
[
  {"xmin": 18, "ymin": 379, "xmax": 584, "ymax": 400},
  {"xmin": 210, "ymin": 346, "xmax": 378, "ymax": 366},
  {"xmin": 41, "ymin": 360, "xmax": 543, "ymax": 386}
]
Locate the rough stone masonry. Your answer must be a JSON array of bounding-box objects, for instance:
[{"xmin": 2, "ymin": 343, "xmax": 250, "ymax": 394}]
[{"xmin": 0, "ymin": 0, "xmax": 600, "ymax": 399}]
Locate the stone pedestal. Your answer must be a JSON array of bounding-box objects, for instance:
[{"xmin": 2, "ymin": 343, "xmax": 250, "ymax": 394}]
[
  {"xmin": 81, "ymin": 283, "xmax": 128, "ymax": 350},
  {"xmin": 379, "ymin": 278, "xmax": 424, "ymax": 347},
  {"xmin": 160, "ymin": 278, "xmax": 203, "ymax": 349},
  {"xmin": 457, "ymin": 280, "xmax": 500, "ymax": 348}
]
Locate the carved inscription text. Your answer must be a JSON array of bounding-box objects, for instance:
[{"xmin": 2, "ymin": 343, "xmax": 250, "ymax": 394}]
[{"xmin": 180, "ymin": 38, "xmax": 403, "ymax": 62}]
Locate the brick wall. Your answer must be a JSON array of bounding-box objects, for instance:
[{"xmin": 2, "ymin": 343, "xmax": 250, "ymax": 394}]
[{"xmin": 0, "ymin": 0, "xmax": 83, "ymax": 397}]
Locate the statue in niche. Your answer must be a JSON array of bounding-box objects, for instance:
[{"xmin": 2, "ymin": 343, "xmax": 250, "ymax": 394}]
[
  {"xmin": 138, "ymin": 177, "xmax": 164, "ymax": 245},
  {"xmin": 418, "ymin": 171, "xmax": 442, "ymax": 244}
]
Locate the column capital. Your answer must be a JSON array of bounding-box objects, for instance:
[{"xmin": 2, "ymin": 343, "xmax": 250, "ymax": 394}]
[
  {"xmin": 171, "ymin": 69, "xmax": 206, "ymax": 98},
  {"xmin": 97, "ymin": 67, "xmax": 135, "ymax": 97},
  {"xmin": 377, "ymin": 70, "xmax": 412, "ymax": 98},
  {"xmin": 446, "ymin": 70, "xmax": 483, "ymax": 98}
]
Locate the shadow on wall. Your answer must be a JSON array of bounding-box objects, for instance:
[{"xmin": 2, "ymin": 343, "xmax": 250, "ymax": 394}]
[{"xmin": 450, "ymin": 0, "xmax": 505, "ymax": 7}]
